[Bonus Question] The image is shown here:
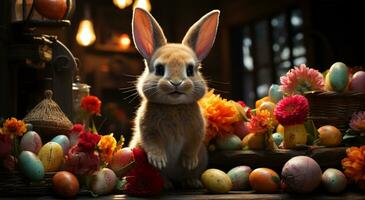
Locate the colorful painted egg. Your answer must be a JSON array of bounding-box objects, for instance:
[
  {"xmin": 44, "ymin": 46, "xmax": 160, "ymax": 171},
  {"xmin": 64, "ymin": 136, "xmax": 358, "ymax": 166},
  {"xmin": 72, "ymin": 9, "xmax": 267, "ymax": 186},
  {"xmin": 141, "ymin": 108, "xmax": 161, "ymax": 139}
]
[
  {"xmin": 53, "ymin": 171, "xmax": 80, "ymax": 197},
  {"xmin": 249, "ymin": 168, "xmax": 280, "ymax": 193},
  {"xmin": 201, "ymin": 168, "xmax": 232, "ymax": 193},
  {"xmin": 349, "ymin": 71, "xmax": 365, "ymax": 92},
  {"xmin": 51, "ymin": 135, "xmax": 71, "ymax": 155},
  {"xmin": 110, "ymin": 147, "xmax": 135, "ymax": 177},
  {"xmin": 268, "ymin": 84, "xmax": 283, "ymax": 103},
  {"xmin": 242, "ymin": 133, "xmax": 265, "ymax": 150},
  {"xmin": 282, "ymin": 156, "xmax": 322, "ymax": 193},
  {"xmin": 326, "ymin": 62, "xmax": 349, "ymax": 92},
  {"xmin": 322, "ymin": 168, "xmax": 347, "ymax": 194},
  {"xmin": 272, "ymin": 132, "xmax": 283, "ymax": 146},
  {"xmin": 215, "ymin": 134, "xmax": 242, "ymax": 150},
  {"xmin": 38, "ymin": 142, "xmax": 64, "ymax": 172},
  {"xmin": 19, "ymin": 151, "xmax": 44, "ymax": 181},
  {"xmin": 227, "ymin": 166, "xmax": 252, "ymax": 190},
  {"xmin": 318, "ymin": 125, "xmax": 342, "ymax": 147},
  {"xmin": 20, "ymin": 131, "xmax": 42, "ymax": 154},
  {"xmin": 90, "ymin": 168, "xmax": 118, "ymax": 195}
]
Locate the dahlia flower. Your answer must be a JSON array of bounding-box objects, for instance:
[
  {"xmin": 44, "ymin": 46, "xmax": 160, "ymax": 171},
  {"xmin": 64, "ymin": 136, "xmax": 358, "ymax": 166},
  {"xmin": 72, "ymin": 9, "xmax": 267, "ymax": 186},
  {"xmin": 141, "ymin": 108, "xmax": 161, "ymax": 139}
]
[
  {"xmin": 280, "ymin": 64, "xmax": 324, "ymax": 96},
  {"xmin": 81, "ymin": 95, "xmax": 102, "ymax": 115},
  {"xmin": 2, "ymin": 117, "xmax": 27, "ymax": 138},
  {"xmin": 248, "ymin": 109, "xmax": 277, "ymax": 134},
  {"xmin": 98, "ymin": 134, "xmax": 117, "ymax": 163},
  {"xmin": 199, "ymin": 90, "xmax": 240, "ymax": 137},
  {"xmin": 342, "ymin": 146, "xmax": 365, "ymax": 189},
  {"xmin": 350, "ymin": 111, "xmax": 365, "ymax": 132},
  {"xmin": 274, "ymin": 95, "xmax": 309, "ymax": 126}
]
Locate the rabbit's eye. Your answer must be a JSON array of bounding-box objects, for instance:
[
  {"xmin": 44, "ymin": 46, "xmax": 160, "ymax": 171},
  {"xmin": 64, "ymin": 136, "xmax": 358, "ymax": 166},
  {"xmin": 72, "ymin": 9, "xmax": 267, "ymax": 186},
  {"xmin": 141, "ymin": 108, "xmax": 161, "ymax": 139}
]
[
  {"xmin": 155, "ymin": 64, "xmax": 165, "ymax": 76},
  {"xmin": 186, "ymin": 64, "xmax": 194, "ymax": 76}
]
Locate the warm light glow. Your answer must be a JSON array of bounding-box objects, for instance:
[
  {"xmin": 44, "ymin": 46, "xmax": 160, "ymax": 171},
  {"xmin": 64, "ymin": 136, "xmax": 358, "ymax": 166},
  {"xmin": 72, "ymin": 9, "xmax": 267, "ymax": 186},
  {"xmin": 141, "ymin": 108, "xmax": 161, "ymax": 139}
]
[
  {"xmin": 133, "ymin": 0, "xmax": 151, "ymax": 12},
  {"xmin": 113, "ymin": 0, "xmax": 133, "ymax": 9},
  {"xmin": 119, "ymin": 34, "xmax": 131, "ymax": 50},
  {"xmin": 76, "ymin": 20, "xmax": 96, "ymax": 46}
]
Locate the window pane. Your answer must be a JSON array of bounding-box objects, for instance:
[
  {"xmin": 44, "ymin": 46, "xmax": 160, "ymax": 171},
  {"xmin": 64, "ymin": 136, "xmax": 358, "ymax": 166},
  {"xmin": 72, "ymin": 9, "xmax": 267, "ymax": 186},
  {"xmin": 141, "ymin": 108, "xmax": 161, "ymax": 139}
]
[
  {"xmin": 271, "ymin": 14, "xmax": 289, "ymax": 64},
  {"xmin": 294, "ymin": 57, "xmax": 307, "ymax": 66},
  {"xmin": 242, "ymin": 27, "xmax": 253, "ymax": 72}
]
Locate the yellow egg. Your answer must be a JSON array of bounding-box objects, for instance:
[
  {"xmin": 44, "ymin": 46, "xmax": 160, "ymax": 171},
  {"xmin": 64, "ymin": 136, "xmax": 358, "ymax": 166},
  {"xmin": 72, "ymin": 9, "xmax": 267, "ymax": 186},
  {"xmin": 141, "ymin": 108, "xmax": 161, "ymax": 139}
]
[
  {"xmin": 38, "ymin": 142, "xmax": 64, "ymax": 172},
  {"xmin": 242, "ymin": 133, "xmax": 265, "ymax": 150},
  {"xmin": 318, "ymin": 125, "xmax": 342, "ymax": 147},
  {"xmin": 201, "ymin": 168, "xmax": 232, "ymax": 193},
  {"xmin": 258, "ymin": 101, "xmax": 276, "ymax": 116}
]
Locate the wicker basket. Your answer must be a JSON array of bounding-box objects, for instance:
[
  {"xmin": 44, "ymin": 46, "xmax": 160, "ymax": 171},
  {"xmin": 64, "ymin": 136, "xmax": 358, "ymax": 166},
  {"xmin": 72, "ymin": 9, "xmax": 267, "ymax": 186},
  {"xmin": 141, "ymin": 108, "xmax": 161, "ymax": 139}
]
[
  {"xmin": 304, "ymin": 91, "xmax": 365, "ymax": 133},
  {"xmin": 0, "ymin": 171, "xmax": 54, "ymax": 196}
]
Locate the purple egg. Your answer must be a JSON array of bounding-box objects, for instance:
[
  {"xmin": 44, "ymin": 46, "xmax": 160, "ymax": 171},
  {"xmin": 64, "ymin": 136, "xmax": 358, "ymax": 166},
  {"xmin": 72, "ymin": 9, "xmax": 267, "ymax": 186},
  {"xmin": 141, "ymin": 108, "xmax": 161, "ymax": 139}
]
[{"xmin": 20, "ymin": 131, "xmax": 42, "ymax": 154}]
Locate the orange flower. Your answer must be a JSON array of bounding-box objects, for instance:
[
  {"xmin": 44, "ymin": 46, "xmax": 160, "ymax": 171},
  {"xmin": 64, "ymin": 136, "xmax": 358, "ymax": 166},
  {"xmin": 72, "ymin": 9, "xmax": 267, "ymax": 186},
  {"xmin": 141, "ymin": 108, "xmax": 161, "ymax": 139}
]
[
  {"xmin": 98, "ymin": 134, "xmax": 117, "ymax": 163},
  {"xmin": 342, "ymin": 146, "xmax": 365, "ymax": 188},
  {"xmin": 199, "ymin": 90, "xmax": 240, "ymax": 138},
  {"xmin": 248, "ymin": 109, "xmax": 277, "ymax": 134},
  {"xmin": 2, "ymin": 117, "xmax": 27, "ymax": 137},
  {"xmin": 81, "ymin": 95, "xmax": 102, "ymax": 115}
]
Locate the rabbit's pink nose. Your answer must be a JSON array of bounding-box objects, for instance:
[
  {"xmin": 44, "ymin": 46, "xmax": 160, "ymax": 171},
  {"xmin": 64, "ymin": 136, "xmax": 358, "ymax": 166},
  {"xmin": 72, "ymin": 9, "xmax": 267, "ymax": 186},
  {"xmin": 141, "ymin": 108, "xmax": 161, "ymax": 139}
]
[{"xmin": 169, "ymin": 80, "xmax": 182, "ymax": 87}]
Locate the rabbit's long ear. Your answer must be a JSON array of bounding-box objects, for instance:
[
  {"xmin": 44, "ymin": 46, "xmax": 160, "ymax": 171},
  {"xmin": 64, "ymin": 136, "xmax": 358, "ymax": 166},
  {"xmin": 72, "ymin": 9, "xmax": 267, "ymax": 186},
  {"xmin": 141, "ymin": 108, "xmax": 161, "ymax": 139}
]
[
  {"xmin": 132, "ymin": 8, "xmax": 167, "ymax": 60},
  {"xmin": 182, "ymin": 10, "xmax": 220, "ymax": 61}
]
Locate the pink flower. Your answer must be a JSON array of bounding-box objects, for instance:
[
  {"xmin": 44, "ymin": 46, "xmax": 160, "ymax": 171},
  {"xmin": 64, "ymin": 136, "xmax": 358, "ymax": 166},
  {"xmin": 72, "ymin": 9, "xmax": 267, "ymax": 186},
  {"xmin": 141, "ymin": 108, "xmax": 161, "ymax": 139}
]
[
  {"xmin": 350, "ymin": 111, "xmax": 365, "ymax": 132},
  {"xmin": 280, "ymin": 64, "xmax": 324, "ymax": 96},
  {"xmin": 274, "ymin": 95, "xmax": 309, "ymax": 126},
  {"xmin": 64, "ymin": 145, "xmax": 100, "ymax": 176}
]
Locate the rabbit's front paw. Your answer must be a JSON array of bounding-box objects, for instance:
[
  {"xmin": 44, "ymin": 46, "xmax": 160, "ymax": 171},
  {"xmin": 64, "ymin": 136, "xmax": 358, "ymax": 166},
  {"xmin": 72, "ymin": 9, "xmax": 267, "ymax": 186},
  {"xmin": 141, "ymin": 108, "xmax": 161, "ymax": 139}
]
[
  {"xmin": 147, "ymin": 151, "xmax": 167, "ymax": 169},
  {"xmin": 182, "ymin": 155, "xmax": 199, "ymax": 170}
]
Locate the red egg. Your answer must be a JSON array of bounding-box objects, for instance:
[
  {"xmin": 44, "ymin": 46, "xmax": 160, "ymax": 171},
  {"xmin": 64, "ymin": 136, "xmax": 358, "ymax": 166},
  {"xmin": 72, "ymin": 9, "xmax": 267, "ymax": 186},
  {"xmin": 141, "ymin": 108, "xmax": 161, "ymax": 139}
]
[
  {"xmin": 249, "ymin": 168, "xmax": 281, "ymax": 193},
  {"xmin": 349, "ymin": 71, "xmax": 365, "ymax": 92},
  {"xmin": 34, "ymin": 0, "xmax": 67, "ymax": 20},
  {"xmin": 109, "ymin": 147, "xmax": 135, "ymax": 177},
  {"xmin": 52, "ymin": 171, "xmax": 79, "ymax": 197}
]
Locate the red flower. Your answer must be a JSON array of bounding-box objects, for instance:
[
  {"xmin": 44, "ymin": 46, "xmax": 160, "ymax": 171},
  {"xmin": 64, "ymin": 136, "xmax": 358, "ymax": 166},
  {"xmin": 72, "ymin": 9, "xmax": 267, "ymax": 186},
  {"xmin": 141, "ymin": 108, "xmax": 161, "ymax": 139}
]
[
  {"xmin": 274, "ymin": 95, "xmax": 309, "ymax": 126},
  {"xmin": 125, "ymin": 147, "xmax": 164, "ymax": 197},
  {"xmin": 77, "ymin": 131, "xmax": 101, "ymax": 152},
  {"xmin": 81, "ymin": 96, "xmax": 102, "ymax": 115},
  {"xmin": 71, "ymin": 124, "xmax": 84, "ymax": 133},
  {"xmin": 64, "ymin": 145, "xmax": 100, "ymax": 176},
  {"xmin": 0, "ymin": 134, "xmax": 12, "ymax": 158}
]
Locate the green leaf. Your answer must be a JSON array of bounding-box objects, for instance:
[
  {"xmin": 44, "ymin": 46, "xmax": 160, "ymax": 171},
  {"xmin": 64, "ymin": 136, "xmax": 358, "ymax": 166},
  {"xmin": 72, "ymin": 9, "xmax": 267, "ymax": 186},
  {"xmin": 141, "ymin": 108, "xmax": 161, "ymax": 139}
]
[
  {"xmin": 304, "ymin": 119, "xmax": 319, "ymax": 141},
  {"xmin": 343, "ymin": 134, "xmax": 358, "ymax": 140}
]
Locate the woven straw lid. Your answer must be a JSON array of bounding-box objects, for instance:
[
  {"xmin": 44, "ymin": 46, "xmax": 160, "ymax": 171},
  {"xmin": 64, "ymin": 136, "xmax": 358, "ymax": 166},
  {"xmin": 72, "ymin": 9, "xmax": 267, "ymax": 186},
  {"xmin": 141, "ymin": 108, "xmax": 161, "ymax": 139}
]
[{"xmin": 23, "ymin": 90, "xmax": 73, "ymax": 136}]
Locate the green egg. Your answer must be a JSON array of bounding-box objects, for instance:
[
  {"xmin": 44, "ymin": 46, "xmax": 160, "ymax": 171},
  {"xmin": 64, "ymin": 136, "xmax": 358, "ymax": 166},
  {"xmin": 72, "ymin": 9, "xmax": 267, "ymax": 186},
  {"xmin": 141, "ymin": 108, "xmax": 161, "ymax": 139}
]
[
  {"xmin": 215, "ymin": 134, "xmax": 242, "ymax": 150},
  {"xmin": 19, "ymin": 151, "xmax": 45, "ymax": 181},
  {"xmin": 328, "ymin": 62, "xmax": 349, "ymax": 92},
  {"xmin": 272, "ymin": 132, "xmax": 283, "ymax": 146}
]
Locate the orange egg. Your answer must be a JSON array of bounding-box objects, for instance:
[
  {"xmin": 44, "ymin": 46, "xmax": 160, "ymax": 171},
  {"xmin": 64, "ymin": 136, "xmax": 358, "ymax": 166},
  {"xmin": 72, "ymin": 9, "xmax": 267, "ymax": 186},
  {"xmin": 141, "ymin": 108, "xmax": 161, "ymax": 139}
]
[
  {"xmin": 53, "ymin": 171, "xmax": 79, "ymax": 197},
  {"xmin": 249, "ymin": 168, "xmax": 280, "ymax": 193}
]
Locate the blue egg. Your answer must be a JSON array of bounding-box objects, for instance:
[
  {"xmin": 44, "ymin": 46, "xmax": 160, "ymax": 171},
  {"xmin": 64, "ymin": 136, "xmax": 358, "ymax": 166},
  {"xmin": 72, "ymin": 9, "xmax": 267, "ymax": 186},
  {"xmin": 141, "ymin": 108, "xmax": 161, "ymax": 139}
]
[
  {"xmin": 26, "ymin": 123, "xmax": 33, "ymax": 131},
  {"xmin": 272, "ymin": 132, "xmax": 283, "ymax": 146},
  {"xmin": 328, "ymin": 62, "xmax": 349, "ymax": 92},
  {"xmin": 215, "ymin": 134, "xmax": 242, "ymax": 150},
  {"xmin": 51, "ymin": 135, "xmax": 71, "ymax": 155},
  {"xmin": 268, "ymin": 84, "xmax": 283, "ymax": 103},
  {"xmin": 19, "ymin": 151, "xmax": 45, "ymax": 181}
]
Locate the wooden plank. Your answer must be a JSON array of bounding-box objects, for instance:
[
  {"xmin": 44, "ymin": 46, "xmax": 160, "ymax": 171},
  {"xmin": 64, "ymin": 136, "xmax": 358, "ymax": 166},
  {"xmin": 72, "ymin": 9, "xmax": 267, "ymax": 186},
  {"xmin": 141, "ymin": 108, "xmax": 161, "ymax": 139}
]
[{"xmin": 209, "ymin": 147, "xmax": 347, "ymax": 172}]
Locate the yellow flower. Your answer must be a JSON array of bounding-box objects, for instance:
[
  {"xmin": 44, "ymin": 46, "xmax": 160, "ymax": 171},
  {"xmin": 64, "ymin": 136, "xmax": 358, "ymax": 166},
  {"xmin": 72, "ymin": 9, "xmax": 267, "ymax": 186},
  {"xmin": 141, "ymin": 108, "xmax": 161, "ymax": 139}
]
[
  {"xmin": 199, "ymin": 90, "xmax": 240, "ymax": 137},
  {"xmin": 248, "ymin": 109, "xmax": 277, "ymax": 134},
  {"xmin": 2, "ymin": 117, "xmax": 27, "ymax": 138},
  {"xmin": 97, "ymin": 133, "xmax": 117, "ymax": 163}
]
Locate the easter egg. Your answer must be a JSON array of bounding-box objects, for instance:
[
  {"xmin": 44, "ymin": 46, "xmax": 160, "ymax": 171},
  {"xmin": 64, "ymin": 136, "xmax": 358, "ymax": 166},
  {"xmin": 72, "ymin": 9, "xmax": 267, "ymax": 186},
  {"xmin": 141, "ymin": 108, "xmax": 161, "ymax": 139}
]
[
  {"xmin": 38, "ymin": 142, "xmax": 64, "ymax": 172},
  {"xmin": 20, "ymin": 131, "xmax": 42, "ymax": 154},
  {"xmin": 233, "ymin": 121, "xmax": 250, "ymax": 139},
  {"xmin": 19, "ymin": 151, "xmax": 44, "ymax": 181},
  {"xmin": 282, "ymin": 156, "xmax": 322, "ymax": 193},
  {"xmin": 272, "ymin": 132, "xmax": 283, "ymax": 146},
  {"xmin": 349, "ymin": 71, "xmax": 365, "ymax": 92},
  {"xmin": 215, "ymin": 134, "xmax": 242, "ymax": 150},
  {"xmin": 227, "ymin": 166, "xmax": 252, "ymax": 190},
  {"xmin": 51, "ymin": 135, "xmax": 71, "ymax": 155},
  {"xmin": 53, "ymin": 171, "xmax": 80, "ymax": 197},
  {"xmin": 110, "ymin": 147, "xmax": 135, "ymax": 177},
  {"xmin": 276, "ymin": 124, "xmax": 284, "ymax": 136},
  {"xmin": 90, "ymin": 168, "xmax": 118, "ymax": 195},
  {"xmin": 26, "ymin": 123, "xmax": 33, "ymax": 131},
  {"xmin": 242, "ymin": 133, "xmax": 265, "ymax": 150},
  {"xmin": 268, "ymin": 84, "xmax": 283, "ymax": 103},
  {"xmin": 34, "ymin": 0, "xmax": 68, "ymax": 20},
  {"xmin": 322, "ymin": 168, "xmax": 347, "ymax": 194},
  {"xmin": 258, "ymin": 101, "xmax": 276, "ymax": 116},
  {"xmin": 327, "ymin": 62, "xmax": 349, "ymax": 92},
  {"xmin": 249, "ymin": 168, "xmax": 280, "ymax": 193},
  {"xmin": 318, "ymin": 125, "xmax": 342, "ymax": 147},
  {"xmin": 255, "ymin": 96, "xmax": 270, "ymax": 108},
  {"xmin": 201, "ymin": 168, "xmax": 232, "ymax": 193}
]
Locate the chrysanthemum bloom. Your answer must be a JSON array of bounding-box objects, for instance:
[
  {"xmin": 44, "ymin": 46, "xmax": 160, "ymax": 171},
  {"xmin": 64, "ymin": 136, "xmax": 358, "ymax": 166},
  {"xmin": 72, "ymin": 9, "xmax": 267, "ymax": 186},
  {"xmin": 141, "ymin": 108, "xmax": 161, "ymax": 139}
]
[
  {"xmin": 342, "ymin": 146, "xmax": 365, "ymax": 189},
  {"xmin": 248, "ymin": 109, "xmax": 276, "ymax": 134},
  {"xmin": 280, "ymin": 64, "xmax": 324, "ymax": 96},
  {"xmin": 77, "ymin": 131, "xmax": 101, "ymax": 152},
  {"xmin": 64, "ymin": 145, "xmax": 100, "ymax": 176},
  {"xmin": 350, "ymin": 111, "xmax": 365, "ymax": 132},
  {"xmin": 2, "ymin": 117, "xmax": 27, "ymax": 138},
  {"xmin": 199, "ymin": 90, "xmax": 240, "ymax": 143},
  {"xmin": 274, "ymin": 95, "xmax": 309, "ymax": 148},
  {"xmin": 81, "ymin": 95, "xmax": 102, "ymax": 115},
  {"xmin": 98, "ymin": 134, "xmax": 117, "ymax": 163}
]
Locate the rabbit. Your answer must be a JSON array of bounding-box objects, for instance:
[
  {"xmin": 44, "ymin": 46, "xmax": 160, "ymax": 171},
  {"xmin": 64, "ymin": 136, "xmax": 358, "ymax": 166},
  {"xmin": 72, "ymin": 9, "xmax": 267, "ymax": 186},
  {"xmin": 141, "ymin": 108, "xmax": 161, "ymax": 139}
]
[{"xmin": 129, "ymin": 8, "xmax": 220, "ymax": 189}]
